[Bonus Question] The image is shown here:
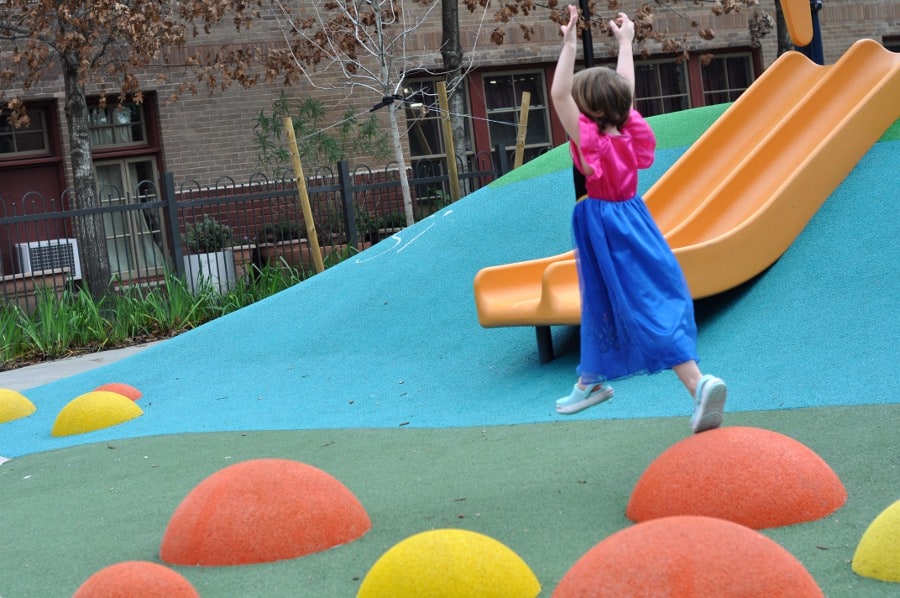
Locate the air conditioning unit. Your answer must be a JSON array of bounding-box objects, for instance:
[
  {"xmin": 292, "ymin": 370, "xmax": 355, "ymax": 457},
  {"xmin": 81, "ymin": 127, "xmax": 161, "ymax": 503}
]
[{"xmin": 16, "ymin": 238, "xmax": 83, "ymax": 281}]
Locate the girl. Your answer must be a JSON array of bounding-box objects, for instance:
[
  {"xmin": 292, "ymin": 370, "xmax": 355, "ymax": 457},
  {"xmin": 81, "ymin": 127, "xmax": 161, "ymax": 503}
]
[{"xmin": 550, "ymin": 5, "xmax": 727, "ymax": 433}]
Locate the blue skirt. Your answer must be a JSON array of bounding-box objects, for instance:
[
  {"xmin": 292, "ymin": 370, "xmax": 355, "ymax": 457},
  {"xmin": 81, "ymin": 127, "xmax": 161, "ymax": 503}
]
[{"xmin": 572, "ymin": 196, "xmax": 698, "ymax": 382}]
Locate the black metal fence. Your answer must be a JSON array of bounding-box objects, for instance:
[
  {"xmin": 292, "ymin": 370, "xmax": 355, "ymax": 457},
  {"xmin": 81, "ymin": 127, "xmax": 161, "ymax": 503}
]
[{"xmin": 0, "ymin": 150, "xmax": 509, "ymax": 310}]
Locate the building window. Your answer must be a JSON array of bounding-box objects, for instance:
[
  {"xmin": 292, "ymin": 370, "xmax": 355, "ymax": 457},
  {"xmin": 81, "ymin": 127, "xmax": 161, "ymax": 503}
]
[
  {"xmin": 0, "ymin": 109, "xmax": 49, "ymax": 156},
  {"xmin": 403, "ymin": 79, "xmax": 472, "ymax": 160},
  {"xmin": 89, "ymin": 104, "xmax": 147, "ymax": 148},
  {"xmin": 634, "ymin": 61, "xmax": 690, "ymax": 117},
  {"xmin": 701, "ymin": 54, "xmax": 753, "ymax": 104},
  {"xmin": 95, "ymin": 158, "xmax": 166, "ymax": 281},
  {"xmin": 483, "ymin": 71, "xmax": 552, "ymax": 161},
  {"xmin": 884, "ymin": 36, "xmax": 900, "ymax": 52},
  {"xmin": 403, "ymin": 78, "xmax": 477, "ymax": 202}
]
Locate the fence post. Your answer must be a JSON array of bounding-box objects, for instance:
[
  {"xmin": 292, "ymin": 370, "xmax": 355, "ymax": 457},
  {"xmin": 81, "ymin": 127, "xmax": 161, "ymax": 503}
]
[
  {"xmin": 161, "ymin": 172, "xmax": 184, "ymax": 278},
  {"xmin": 337, "ymin": 160, "xmax": 357, "ymax": 248}
]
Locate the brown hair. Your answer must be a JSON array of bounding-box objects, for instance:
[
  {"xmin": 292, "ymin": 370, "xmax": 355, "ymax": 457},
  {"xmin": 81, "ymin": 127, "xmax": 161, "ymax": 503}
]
[{"xmin": 571, "ymin": 67, "xmax": 632, "ymax": 131}]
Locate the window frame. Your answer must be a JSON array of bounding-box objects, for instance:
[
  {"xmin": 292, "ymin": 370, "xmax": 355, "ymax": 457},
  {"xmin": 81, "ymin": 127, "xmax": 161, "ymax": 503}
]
[
  {"xmin": 95, "ymin": 156, "xmax": 168, "ymax": 281},
  {"xmin": 481, "ymin": 70, "xmax": 553, "ymax": 159},
  {"xmin": 633, "ymin": 58, "xmax": 692, "ymax": 117},
  {"xmin": 88, "ymin": 103, "xmax": 149, "ymax": 150},
  {"xmin": 402, "ymin": 77, "xmax": 474, "ymax": 161},
  {"xmin": 699, "ymin": 52, "xmax": 755, "ymax": 105},
  {"xmin": 0, "ymin": 108, "xmax": 51, "ymax": 159}
]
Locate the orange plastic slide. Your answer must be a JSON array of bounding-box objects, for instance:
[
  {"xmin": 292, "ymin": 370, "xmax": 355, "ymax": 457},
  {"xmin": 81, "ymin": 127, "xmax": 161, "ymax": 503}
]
[{"xmin": 474, "ymin": 40, "xmax": 899, "ymax": 340}]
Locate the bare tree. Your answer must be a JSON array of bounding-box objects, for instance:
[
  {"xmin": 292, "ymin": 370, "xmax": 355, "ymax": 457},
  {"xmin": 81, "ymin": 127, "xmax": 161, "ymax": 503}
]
[
  {"xmin": 0, "ymin": 0, "xmax": 286, "ymax": 297},
  {"xmin": 269, "ymin": 0, "xmax": 451, "ymax": 227}
]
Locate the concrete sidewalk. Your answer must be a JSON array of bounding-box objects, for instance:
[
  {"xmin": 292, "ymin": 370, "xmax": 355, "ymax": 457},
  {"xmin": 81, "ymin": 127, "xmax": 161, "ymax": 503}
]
[{"xmin": 0, "ymin": 343, "xmax": 158, "ymax": 392}]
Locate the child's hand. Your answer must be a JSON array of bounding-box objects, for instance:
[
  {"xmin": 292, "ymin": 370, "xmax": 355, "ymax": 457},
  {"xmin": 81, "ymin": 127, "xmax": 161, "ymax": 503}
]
[
  {"xmin": 609, "ymin": 12, "xmax": 635, "ymax": 44},
  {"xmin": 560, "ymin": 4, "xmax": 580, "ymax": 42}
]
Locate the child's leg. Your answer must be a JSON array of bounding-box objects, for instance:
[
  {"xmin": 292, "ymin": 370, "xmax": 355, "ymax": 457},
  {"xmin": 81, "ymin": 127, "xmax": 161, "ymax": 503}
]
[
  {"xmin": 673, "ymin": 361, "xmax": 702, "ymax": 396},
  {"xmin": 674, "ymin": 360, "xmax": 727, "ymax": 433}
]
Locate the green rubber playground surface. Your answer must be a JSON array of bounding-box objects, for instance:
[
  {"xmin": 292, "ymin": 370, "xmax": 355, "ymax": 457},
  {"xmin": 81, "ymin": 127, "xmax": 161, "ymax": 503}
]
[{"xmin": 2, "ymin": 406, "xmax": 899, "ymax": 596}]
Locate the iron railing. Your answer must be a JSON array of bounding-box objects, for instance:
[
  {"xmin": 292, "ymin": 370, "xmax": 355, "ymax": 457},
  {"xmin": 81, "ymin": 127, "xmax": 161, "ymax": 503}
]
[{"xmin": 0, "ymin": 150, "xmax": 508, "ymax": 310}]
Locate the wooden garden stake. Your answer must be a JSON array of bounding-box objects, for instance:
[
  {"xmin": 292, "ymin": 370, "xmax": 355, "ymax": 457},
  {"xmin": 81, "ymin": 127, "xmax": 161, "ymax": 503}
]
[
  {"xmin": 437, "ymin": 81, "xmax": 461, "ymax": 202},
  {"xmin": 513, "ymin": 91, "xmax": 531, "ymax": 169},
  {"xmin": 283, "ymin": 117, "xmax": 325, "ymax": 274}
]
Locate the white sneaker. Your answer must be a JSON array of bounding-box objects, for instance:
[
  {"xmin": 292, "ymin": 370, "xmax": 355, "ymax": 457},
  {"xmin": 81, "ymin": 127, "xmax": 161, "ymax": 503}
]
[
  {"xmin": 556, "ymin": 383, "xmax": 614, "ymax": 415},
  {"xmin": 691, "ymin": 375, "xmax": 727, "ymax": 433}
]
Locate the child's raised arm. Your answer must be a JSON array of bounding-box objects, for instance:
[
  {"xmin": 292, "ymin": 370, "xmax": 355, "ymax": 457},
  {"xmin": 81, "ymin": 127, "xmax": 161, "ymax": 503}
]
[
  {"xmin": 550, "ymin": 4, "xmax": 583, "ymax": 145},
  {"xmin": 609, "ymin": 13, "xmax": 636, "ymax": 106}
]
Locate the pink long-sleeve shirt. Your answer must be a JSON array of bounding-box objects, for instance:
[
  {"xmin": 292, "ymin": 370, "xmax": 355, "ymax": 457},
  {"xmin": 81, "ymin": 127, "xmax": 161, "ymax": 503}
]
[{"xmin": 569, "ymin": 109, "xmax": 656, "ymax": 201}]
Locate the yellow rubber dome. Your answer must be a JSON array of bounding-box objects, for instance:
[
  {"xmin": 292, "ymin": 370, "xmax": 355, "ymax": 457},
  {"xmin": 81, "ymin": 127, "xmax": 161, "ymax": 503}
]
[
  {"xmin": 852, "ymin": 499, "xmax": 900, "ymax": 583},
  {"xmin": 358, "ymin": 528, "xmax": 540, "ymax": 597},
  {"xmin": 0, "ymin": 388, "xmax": 36, "ymax": 424},
  {"xmin": 51, "ymin": 391, "xmax": 143, "ymax": 437}
]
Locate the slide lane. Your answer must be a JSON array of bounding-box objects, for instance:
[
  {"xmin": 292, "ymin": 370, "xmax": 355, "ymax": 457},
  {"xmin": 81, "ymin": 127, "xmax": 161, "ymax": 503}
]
[
  {"xmin": 668, "ymin": 39, "xmax": 899, "ymax": 298},
  {"xmin": 644, "ymin": 51, "xmax": 826, "ymax": 235}
]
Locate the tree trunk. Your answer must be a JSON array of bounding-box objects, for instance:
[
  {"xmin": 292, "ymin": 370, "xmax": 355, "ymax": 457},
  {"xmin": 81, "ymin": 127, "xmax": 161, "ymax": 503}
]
[
  {"xmin": 447, "ymin": 78, "xmax": 468, "ymax": 186},
  {"xmin": 367, "ymin": 3, "xmax": 415, "ymax": 226},
  {"xmin": 388, "ymin": 104, "xmax": 416, "ymax": 226},
  {"xmin": 62, "ymin": 52, "xmax": 111, "ymax": 299},
  {"xmin": 441, "ymin": 0, "xmax": 468, "ymax": 185},
  {"xmin": 774, "ymin": 1, "xmax": 793, "ymax": 57}
]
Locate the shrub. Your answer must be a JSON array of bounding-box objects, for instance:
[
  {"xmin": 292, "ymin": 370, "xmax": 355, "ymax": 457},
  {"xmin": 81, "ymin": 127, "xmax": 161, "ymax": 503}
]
[
  {"xmin": 184, "ymin": 216, "xmax": 233, "ymax": 253},
  {"xmin": 256, "ymin": 220, "xmax": 304, "ymax": 244}
]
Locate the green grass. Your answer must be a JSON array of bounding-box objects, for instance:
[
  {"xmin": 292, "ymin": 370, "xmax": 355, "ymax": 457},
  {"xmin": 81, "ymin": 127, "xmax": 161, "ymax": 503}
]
[
  {"xmin": 0, "ymin": 263, "xmax": 312, "ymax": 369},
  {"xmin": 0, "ymin": 245, "xmax": 375, "ymax": 369}
]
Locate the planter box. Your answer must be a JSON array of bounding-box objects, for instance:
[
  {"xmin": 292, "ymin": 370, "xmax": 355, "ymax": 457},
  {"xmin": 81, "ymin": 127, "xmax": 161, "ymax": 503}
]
[
  {"xmin": 0, "ymin": 268, "xmax": 68, "ymax": 313},
  {"xmin": 322, "ymin": 241, "xmax": 372, "ymax": 261},
  {"xmin": 258, "ymin": 239, "xmax": 372, "ymax": 269},
  {"xmin": 231, "ymin": 244, "xmax": 258, "ymax": 280},
  {"xmin": 257, "ymin": 239, "xmax": 311, "ymax": 269},
  {"xmin": 183, "ymin": 249, "xmax": 236, "ymax": 294},
  {"xmin": 376, "ymin": 227, "xmax": 403, "ymax": 242}
]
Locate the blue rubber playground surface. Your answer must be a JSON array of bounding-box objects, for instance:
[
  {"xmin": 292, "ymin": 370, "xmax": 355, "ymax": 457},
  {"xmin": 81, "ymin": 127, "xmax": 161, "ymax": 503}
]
[
  {"xmin": 1, "ymin": 108, "xmax": 897, "ymax": 596},
  {"xmin": 5, "ymin": 114, "xmax": 899, "ymax": 457}
]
